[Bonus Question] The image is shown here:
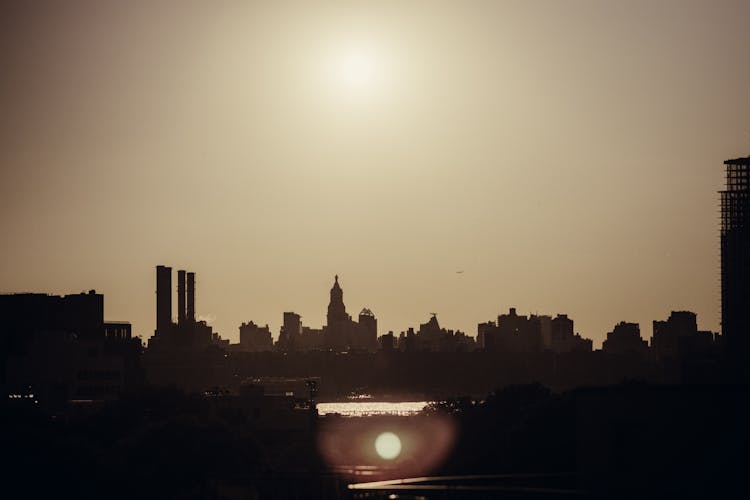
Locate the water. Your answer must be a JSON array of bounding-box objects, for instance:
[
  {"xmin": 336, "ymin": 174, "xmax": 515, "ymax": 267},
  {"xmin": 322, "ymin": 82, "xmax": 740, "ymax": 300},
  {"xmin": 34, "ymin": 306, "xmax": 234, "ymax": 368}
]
[{"xmin": 317, "ymin": 401, "xmax": 429, "ymax": 416}]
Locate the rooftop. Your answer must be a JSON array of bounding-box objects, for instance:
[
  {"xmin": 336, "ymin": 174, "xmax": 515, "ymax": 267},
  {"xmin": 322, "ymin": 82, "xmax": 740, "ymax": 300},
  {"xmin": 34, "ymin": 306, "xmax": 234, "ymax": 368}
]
[{"xmin": 724, "ymin": 156, "xmax": 750, "ymax": 165}]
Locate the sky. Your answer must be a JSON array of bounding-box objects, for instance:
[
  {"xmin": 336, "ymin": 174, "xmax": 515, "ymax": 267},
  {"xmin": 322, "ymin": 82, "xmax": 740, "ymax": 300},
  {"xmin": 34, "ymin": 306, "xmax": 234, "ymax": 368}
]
[{"xmin": 1, "ymin": 0, "xmax": 749, "ymax": 347}]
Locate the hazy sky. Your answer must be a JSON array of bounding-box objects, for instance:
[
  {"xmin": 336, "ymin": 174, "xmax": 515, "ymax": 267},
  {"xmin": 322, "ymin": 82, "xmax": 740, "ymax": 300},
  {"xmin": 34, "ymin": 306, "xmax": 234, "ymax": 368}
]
[{"xmin": 2, "ymin": 0, "xmax": 749, "ymax": 346}]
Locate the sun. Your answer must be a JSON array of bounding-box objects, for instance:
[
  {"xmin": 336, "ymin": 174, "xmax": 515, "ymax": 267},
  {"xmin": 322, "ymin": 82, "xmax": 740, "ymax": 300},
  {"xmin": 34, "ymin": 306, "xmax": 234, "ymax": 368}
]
[
  {"xmin": 338, "ymin": 49, "xmax": 375, "ymax": 87},
  {"xmin": 318, "ymin": 41, "xmax": 392, "ymax": 103}
]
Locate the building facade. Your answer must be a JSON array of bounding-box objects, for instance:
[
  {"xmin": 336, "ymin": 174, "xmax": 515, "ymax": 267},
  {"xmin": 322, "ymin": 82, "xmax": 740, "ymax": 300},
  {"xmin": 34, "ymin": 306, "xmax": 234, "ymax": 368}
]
[
  {"xmin": 721, "ymin": 156, "xmax": 750, "ymax": 366},
  {"xmin": 602, "ymin": 321, "xmax": 648, "ymax": 357},
  {"xmin": 239, "ymin": 321, "xmax": 273, "ymax": 352}
]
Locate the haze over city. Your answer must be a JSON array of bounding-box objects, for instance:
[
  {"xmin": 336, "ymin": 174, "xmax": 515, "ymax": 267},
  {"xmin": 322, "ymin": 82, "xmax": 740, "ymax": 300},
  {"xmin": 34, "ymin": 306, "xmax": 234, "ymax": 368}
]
[{"xmin": 2, "ymin": 0, "xmax": 749, "ymax": 345}]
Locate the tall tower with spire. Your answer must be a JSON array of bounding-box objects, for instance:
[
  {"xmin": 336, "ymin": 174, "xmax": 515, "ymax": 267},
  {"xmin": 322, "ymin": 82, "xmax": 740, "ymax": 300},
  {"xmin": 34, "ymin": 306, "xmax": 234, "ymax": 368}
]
[
  {"xmin": 325, "ymin": 275, "xmax": 351, "ymax": 351},
  {"xmin": 327, "ymin": 275, "xmax": 348, "ymax": 325},
  {"xmin": 321, "ymin": 274, "xmax": 378, "ymax": 352}
]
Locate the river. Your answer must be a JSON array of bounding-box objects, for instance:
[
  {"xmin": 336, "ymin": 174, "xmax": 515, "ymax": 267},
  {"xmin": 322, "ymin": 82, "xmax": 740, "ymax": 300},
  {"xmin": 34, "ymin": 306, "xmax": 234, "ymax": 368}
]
[{"xmin": 316, "ymin": 400, "xmax": 430, "ymax": 416}]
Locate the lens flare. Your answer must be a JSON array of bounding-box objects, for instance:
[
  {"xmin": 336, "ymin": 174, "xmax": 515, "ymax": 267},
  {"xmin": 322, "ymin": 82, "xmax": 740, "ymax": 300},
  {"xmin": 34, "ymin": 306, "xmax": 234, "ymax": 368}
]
[
  {"xmin": 374, "ymin": 432, "xmax": 402, "ymax": 460},
  {"xmin": 317, "ymin": 414, "xmax": 456, "ymax": 480}
]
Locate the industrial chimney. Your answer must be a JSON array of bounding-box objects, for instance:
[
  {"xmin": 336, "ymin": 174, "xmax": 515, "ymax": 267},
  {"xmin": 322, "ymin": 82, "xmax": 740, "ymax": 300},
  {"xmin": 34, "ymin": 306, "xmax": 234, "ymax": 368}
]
[
  {"xmin": 187, "ymin": 272, "xmax": 195, "ymax": 323},
  {"xmin": 177, "ymin": 270, "xmax": 186, "ymax": 325},
  {"xmin": 156, "ymin": 265, "xmax": 172, "ymax": 334}
]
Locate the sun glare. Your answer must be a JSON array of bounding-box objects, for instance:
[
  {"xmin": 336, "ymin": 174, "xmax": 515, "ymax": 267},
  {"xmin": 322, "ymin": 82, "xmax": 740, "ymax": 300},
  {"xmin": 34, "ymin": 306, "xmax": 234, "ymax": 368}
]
[
  {"xmin": 321, "ymin": 42, "xmax": 388, "ymax": 100},
  {"xmin": 339, "ymin": 50, "xmax": 374, "ymax": 86}
]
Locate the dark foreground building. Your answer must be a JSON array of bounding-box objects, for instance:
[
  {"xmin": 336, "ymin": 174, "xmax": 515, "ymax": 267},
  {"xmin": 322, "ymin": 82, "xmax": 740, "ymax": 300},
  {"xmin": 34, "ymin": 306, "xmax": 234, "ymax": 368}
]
[
  {"xmin": 721, "ymin": 156, "xmax": 750, "ymax": 371},
  {"xmin": 1, "ymin": 291, "xmax": 141, "ymax": 408}
]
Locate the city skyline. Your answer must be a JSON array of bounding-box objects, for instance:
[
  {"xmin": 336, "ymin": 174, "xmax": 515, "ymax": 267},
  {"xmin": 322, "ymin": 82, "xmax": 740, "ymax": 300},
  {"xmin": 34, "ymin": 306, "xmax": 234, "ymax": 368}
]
[
  {"xmin": 3, "ymin": 3, "xmax": 750, "ymax": 498},
  {"xmin": 143, "ymin": 265, "xmax": 720, "ymax": 352},
  {"xmin": 2, "ymin": 1, "xmax": 749, "ymax": 345}
]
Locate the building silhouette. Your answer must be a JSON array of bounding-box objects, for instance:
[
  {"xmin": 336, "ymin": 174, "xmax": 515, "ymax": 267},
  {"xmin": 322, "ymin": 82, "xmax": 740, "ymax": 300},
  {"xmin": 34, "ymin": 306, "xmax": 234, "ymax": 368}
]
[
  {"xmin": 278, "ymin": 312, "xmax": 302, "ymax": 351},
  {"xmin": 298, "ymin": 325, "xmax": 325, "ymax": 351},
  {"xmin": 357, "ymin": 308, "xmax": 378, "ymax": 351},
  {"xmin": 238, "ymin": 321, "xmax": 273, "ymax": 352},
  {"xmin": 479, "ymin": 309, "xmax": 591, "ymax": 354},
  {"xmin": 155, "ymin": 265, "xmax": 172, "ymax": 336},
  {"xmin": 324, "ymin": 275, "xmax": 349, "ymax": 350},
  {"xmin": 481, "ymin": 308, "xmax": 543, "ymax": 353},
  {"xmin": 1, "ymin": 291, "xmax": 140, "ymax": 407},
  {"xmin": 177, "ymin": 269, "xmax": 186, "ymax": 326},
  {"xmin": 548, "ymin": 314, "xmax": 592, "ymax": 353},
  {"xmin": 602, "ymin": 321, "xmax": 648, "ymax": 356},
  {"xmin": 322, "ymin": 275, "xmax": 378, "ymax": 352},
  {"xmin": 148, "ymin": 265, "xmax": 227, "ymax": 351},
  {"xmin": 651, "ymin": 311, "xmax": 716, "ymax": 362},
  {"xmin": 270, "ymin": 276, "xmax": 378, "ymax": 353},
  {"xmin": 187, "ymin": 271, "xmax": 196, "ymax": 323},
  {"xmin": 721, "ymin": 156, "xmax": 750, "ymax": 368},
  {"xmin": 379, "ymin": 331, "xmax": 396, "ymax": 351},
  {"xmin": 394, "ymin": 314, "xmax": 475, "ymax": 352}
]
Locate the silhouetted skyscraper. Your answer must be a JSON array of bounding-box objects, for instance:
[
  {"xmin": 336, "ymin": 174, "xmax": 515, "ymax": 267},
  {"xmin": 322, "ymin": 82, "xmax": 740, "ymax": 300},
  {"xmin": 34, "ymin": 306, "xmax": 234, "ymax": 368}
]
[
  {"xmin": 279, "ymin": 311, "xmax": 302, "ymax": 351},
  {"xmin": 358, "ymin": 308, "xmax": 378, "ymax": 350},
  {"xmin": 327, "ymin": 275, "xmax": 347, "ymax": 325},
  {"xmin": 721, "ymin": 156, "xmax": 750, "ymax": 365},
  {"xmin": 325, "ymin": 275, "xmax": 350, "ymax": 350},
  {"xmin": 156, "ymin": 265, "xmax": 172, "ymax": 335}
]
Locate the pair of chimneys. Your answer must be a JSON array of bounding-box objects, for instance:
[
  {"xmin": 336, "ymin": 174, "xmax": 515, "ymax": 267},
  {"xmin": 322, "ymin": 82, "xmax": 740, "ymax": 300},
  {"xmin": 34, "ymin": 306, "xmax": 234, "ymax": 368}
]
[
  {"xmin": 176, "ymin": 269, "xmax": 196, "ymax": 325},
  {"xmin": 156, "ymin": 265, "xmax": 195, "ymax": 333}
]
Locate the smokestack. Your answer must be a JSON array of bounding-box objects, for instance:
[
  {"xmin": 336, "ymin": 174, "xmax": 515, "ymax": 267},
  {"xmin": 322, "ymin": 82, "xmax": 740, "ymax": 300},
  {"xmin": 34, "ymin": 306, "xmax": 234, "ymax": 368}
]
[
  {"xmin": 177, "ymin": 270, "xmax": 186, "ymax": 325},
  {"xmin": 187, "ymin": 272, "xmax": 195, "ymax": 323},
  {"xmin": 156, "ymin": 265, "xmax": 172, "ymax": 334}
]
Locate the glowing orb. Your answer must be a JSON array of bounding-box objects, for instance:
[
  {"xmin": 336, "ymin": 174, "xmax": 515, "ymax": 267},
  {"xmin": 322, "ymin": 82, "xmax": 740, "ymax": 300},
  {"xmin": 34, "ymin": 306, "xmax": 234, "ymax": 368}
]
[
  {"xmin": 338, "ymin": 50, "xmax": 375, "ymax": 86},
  {"xmin": 374, "ymin": 432, "xmax": 402, "ymax": 460}
]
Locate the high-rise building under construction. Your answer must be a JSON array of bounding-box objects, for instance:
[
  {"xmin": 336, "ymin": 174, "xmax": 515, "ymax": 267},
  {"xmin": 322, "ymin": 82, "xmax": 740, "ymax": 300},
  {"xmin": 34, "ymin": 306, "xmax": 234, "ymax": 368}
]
[{"xmin": 720, "ymin": 156, "xmax": 750, "ymax": 365}]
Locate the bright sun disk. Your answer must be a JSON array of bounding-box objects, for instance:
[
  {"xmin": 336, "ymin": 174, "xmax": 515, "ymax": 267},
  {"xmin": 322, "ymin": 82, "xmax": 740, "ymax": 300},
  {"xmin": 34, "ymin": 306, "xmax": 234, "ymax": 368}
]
[{"xmin": 338, "ymin": 50, "xmax": 375, "ymax": 86}]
